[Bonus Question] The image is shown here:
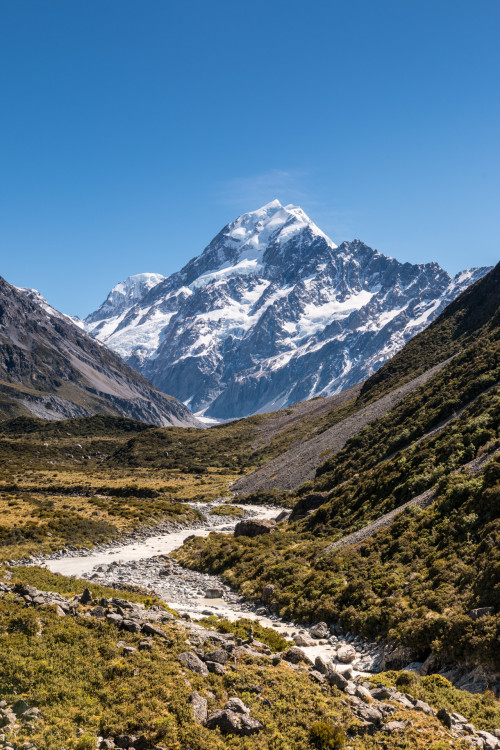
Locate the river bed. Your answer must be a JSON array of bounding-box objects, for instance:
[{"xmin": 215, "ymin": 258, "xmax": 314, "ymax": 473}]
[{"xmin": 43, "ymin": 501, "xmax": 382, "ymax": 672}]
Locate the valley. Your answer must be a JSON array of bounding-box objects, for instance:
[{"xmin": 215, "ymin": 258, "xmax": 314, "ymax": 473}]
[{"xmin": 0, "ymin": 263, "xmax": 499, "ymax": 750}]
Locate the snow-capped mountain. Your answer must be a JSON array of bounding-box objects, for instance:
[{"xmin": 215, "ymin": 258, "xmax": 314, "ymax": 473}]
[{"xmin": 84, "ymin": 200, "xmax": 491, "ymax": 420}]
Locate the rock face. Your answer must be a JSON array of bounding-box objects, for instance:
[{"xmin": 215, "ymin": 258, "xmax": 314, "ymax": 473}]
[
  {"xmin": 0, "ymin": 275, "xmax": 199, "ymax": 426},
  {"xmin": 83, "ymin": 200, "xmax": 490, "ymax": 420},
  {"xmin": 234, "ymin": 519, "xmax": 276, "ymax": 537}
]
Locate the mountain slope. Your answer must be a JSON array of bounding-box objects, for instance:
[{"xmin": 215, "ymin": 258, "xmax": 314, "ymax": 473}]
[
  {"xmin": 175, "ymin": 262, "xmax": 500, "ymax": 674},
  {"xmin": 84, "ymin": 201, "xmax": 490, "ymax": 419},
  {"xmin": 0, "ymin": 275, "xmax": 200, "ymax": 426}
]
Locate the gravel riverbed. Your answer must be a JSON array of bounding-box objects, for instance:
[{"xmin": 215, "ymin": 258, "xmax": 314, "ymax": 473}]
[{"xmin": 39, "ymin": 501, "xmax": 384, "ymax": 673}]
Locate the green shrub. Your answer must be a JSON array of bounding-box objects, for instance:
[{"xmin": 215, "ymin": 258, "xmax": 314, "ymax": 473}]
[{"xmin": 310, "ymin": 721, "xmax": 346, "ymax": 749}]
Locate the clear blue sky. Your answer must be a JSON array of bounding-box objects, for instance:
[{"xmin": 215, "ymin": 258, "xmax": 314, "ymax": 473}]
[{"xmin": 1, "ymin": 0, "xmax": 498, "ymax": 317}]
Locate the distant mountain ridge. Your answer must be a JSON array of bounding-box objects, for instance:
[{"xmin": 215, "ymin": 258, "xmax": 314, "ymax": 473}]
[
  {"xmin": 0, "ymin": 275, "xmax": 199, "ymax": 426},
  {"xmin": 84, "ymin": 201, "xmax": 491, "ymax": 419}
]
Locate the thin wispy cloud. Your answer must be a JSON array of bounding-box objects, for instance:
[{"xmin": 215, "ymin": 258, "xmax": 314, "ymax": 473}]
[
  {"xmin": 214, "ymin": 169, "xmax": 311, "ymax": 209},
  {"xmin": 213, "ymin": 169, "xmax": 358, "ymax": 243}
]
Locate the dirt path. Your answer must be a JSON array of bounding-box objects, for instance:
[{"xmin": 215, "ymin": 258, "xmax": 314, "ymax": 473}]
[{"xmin": 233, "ymin": 361, "xmax": 451, "ymax": 493}]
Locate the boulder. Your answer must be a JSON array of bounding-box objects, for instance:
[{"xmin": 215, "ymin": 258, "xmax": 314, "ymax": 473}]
[
  {"xmin": 225, "ymin": 698, "xmax": 250, "ymax": 715},
  {"xmin": 205, "ymin": 709, "xmax": 263, "ymax": 736},
  {"xmin": 206, "ymin": 661, "xmax": 226, "ymax": 675},
  {"xmin": 469, "ymin": 607, "xmax": 495, "ymax": 620},
  {"xmin": 476, "ymin": 731, "xmax": 500, "ymax": 750},
  {"xmin": 80, "ymin": 587, "xmax": 93, "ymax": 605},
  {"xmin": 294, "ymin": 633, "xmax": 315, "ymax": 647},
  {"xmin": 356, "ymin": 704, "xmax": 384, "ymax": 727},
  {"xmin": 121, "ymin": 619, "xmax": 141, "ymax": 633},
  {"xmin": 205, "ymin": 587, "xmax": 224, "ymax": 599},
  {"xmin": 437, "ymin": 708, "xmax": 452, "ymax": 728},
  {"xmin": 310, "ymin": 622, "xmax": 329, "ymax": 639},
  {"xmin": 141, "ymin": 623, "xmax": 166, "ymax": 638},
  {"xmin": 413, "ymin": 699, "xmax": 434, "ymax": 716},
  {"xmin": 12, "ymin": 700, "xmax": 30, "ymax": 717},
  {"xmin": 283, "ymin": 647, "xmax": 312, "ymax": 665},
  {"xmin": 204, "ymin": 648, "xmax": 229, "ymax": 665},
  {"xmin": 326, "ymin": 669, "xmax": 349, "ymax": 691},
  {"xmin": 336, "ymin": 645, "xmax": 356, "ymax": 664},
  {"xmin": 275, "ymin": 510, "xmax": 290, "ymax": 522},
  {"xmin": 382, "ymin": 721, "xmax": 409, "ymax": 733},
  {"xmin": 314, "ymin": 655, "xmax": 332, "ymax": 675},
  {"xmin": 178, "ymin": 651, "xmax": 209, "ymax": 676},
  {"xmin": 234, "ymin": 519, "xmax": 276, "ymax": 537},
  {"xmin": 308, "ymin": 669, "xmax": 326, "ymax": 684},
  {"xmin": 190, "ymin": 692, "xmax": 207, "ymax": 724}
]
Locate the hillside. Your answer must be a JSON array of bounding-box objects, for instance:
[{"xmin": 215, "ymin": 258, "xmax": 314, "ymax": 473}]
[
  {"xmin": 176, "ymin": 262, "xmax": 500, "ymax": 675},
  {"xmin": 0, "ymin": 276, "xmax": 200, "ymax": 427}
]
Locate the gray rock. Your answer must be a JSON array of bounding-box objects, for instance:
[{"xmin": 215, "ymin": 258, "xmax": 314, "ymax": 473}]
[
  {"xmin": 356, "ymin": 704, "xmax": 384, "ymax": 726},
  {"xmin": 178, "ymin": 651, "xmax": 209, "ymax": 676},
  {"xmin": 121, "ymin": 619, "xmax": 141, "ymax": 633},
  {"xmin": 225, "ymin": 698, "xmax": 250, "ymax": 715},
  {"xmin": 413, "ymin": 699, "xmax": 434, "ymax": 716},
  {"xmin": 308, "ymin": 669, "xmax": 326, "ymax": 684},
  {"xmin": 382, "ymin": 720, "xmax": 409, "ymax": 732},
  {"xmin": 80, "ymin": 587, "xmax": 93, "ymax": 605},
  {"xmin": 106, "ymin": 613, "xmax": 123, "ymax": 627},
  {"xmin": 12, "ymin": 700, "xmax": 30, "ymax": 717},
  {"xmin": 310, "ymin": 622, "xmax": 329, "ymax": 639},
  {"xmin": 205, "ymin": 709, "xmax": 263, "ymax": 736},
  {"xmin": 261, "ymin": 584, "xmax": 276, "ymax": 603},
  {"xmin": 336, "ymin": 645, "xmax": 356, "ymax": 664},
  {"xmin": 205, "ymin": 587, "xmax": 224, "ymax": 599},
  {"xmin": 141, "ymin": 622, "xmax": 166, "ymax": 638},
  {"xmin": 476, "ymin": 731, "xmax": 500, "ymax": 750},
  {"xmin": 314, "ymin": 655, "xmax": 332, "ymax": 675},
  {"xmin": 190, "ymin": 692, "xmax": 208, "ymax": 724},
  {"xmin": 469, "ymin": 607, "xmax": 495, "ymax": 620},
  {"xmin": 204, "ymin": 648, "xmax": 229, "ymax": 664},
  {"xmin": 99, "ymin": 739, "xmax": 115, "ymax": 748},
  {"xmin": 90, "ymin": 606, "xmax": 106, "ymax": 618},
  {"xmin": 206, "ymin": 661, "xmax": 226, "ymax": 675},
  {"xmin": 355, "ymin": 685, "xmax": 373, "ymax": 701},
  {"xmin": 294, "ymin": 633, "xmax": 315, "ymax": 647},
  {"xmin": 326, "ymin": 670, "xmax": 349, "ymax": 691},
  {"xmin": 234, "ymin": 519, "xmax": 276, "ymax": 537},
  {"xmin": 437, "ymin": 708, "xmax": 452, "ymax": 728},
  {"xmin": 283, "ymin": 647, "xmax": 312, "ymax": 665}
]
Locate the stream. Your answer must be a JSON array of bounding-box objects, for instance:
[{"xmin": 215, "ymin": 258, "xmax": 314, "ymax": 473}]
[{"xmin": 43, "ymin": 501, "xmax": 384, "ymax": 673}]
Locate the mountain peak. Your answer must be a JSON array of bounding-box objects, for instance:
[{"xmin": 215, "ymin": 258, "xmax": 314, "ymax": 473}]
[{"xmin": 87, "ymin": 272, "xmax": 165, "ymax": 324}]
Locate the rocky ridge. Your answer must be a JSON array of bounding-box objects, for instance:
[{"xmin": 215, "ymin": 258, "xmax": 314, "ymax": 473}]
[{"xmin": 0, "ymin": 275, "xmax": 199, "ymax": 426}]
